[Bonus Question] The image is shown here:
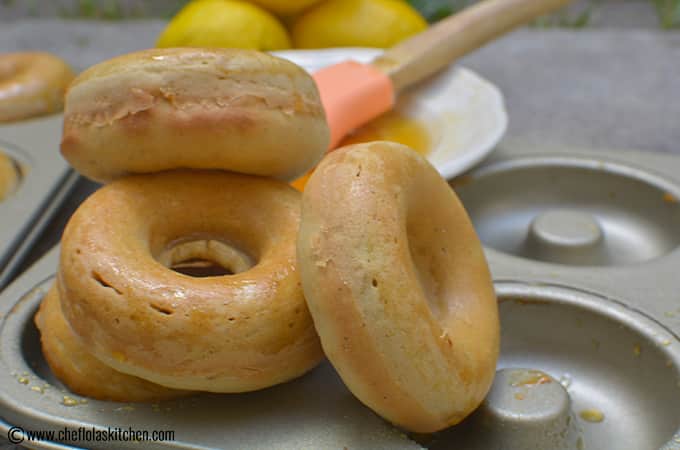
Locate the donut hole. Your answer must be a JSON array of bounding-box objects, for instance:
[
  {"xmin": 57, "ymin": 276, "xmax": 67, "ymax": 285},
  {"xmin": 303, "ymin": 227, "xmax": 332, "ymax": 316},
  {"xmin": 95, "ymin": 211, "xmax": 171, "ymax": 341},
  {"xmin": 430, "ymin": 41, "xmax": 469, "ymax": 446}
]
[
  {"xmin": 406, "ymin": 203, "xmax": 463, "ymax": 321},
  {"xmin": 158, "ymin": 239, "xmax": 254, "ymax": 278},
  {"xmin": 406, "ymin": 220, "xmax": 449, "ymax": 319}
]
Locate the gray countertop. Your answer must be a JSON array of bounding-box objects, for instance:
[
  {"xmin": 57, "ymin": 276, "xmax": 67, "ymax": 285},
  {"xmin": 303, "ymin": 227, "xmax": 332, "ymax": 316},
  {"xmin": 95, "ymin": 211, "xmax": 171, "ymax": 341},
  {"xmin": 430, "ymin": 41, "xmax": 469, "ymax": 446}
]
[{"xmin": 1, "ymin": 19, "xmax": 679, "ymax": 279}]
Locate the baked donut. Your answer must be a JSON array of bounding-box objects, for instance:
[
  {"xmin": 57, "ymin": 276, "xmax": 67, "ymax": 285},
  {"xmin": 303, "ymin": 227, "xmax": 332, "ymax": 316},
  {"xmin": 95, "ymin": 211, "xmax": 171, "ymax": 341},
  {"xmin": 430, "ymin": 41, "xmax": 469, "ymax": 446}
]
[
  {"xmin": 35, "ymin": 282, "xmax": 189, "ymax": 402},
  {"xmin": 61, "ymin": 48, "xmax": 329, "ymax": 183},
  {"xmin": 297, "ymin": 142, "xmax": 499, "ymax": 433},
  {"xmin": 0, "ymin": 150, "xmax": 18, "ymax": 201},
  {"xmin": 58, "ymin": 170, "xmax": 323, "ymax": 392},
  {"xmin": 0, "ymin": 52, "xmax": 74, "ymax": 122}
]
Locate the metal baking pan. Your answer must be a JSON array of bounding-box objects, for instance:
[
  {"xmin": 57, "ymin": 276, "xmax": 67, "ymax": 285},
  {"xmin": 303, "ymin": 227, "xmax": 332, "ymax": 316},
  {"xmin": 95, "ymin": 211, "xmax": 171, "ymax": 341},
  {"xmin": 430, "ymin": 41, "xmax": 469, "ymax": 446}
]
[
  {"xmin": 0, "ymin": 144, "xmax": 679, "ymax": 449},
  {"xmin": 0, "ymin": 115, "xmax": 78, "ymax": 290}
]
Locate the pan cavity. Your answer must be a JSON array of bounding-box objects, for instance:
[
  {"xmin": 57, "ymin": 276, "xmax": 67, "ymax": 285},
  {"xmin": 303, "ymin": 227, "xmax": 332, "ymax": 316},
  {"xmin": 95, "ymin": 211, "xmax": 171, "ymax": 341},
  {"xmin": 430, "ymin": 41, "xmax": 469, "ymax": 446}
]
[
  {"xmin": 454, "ymin": 158, "xmax": 680, "ymax": 266},
  {"xmin": 413, "ymin": 283, "xmax": 680, "ymax": 450}
]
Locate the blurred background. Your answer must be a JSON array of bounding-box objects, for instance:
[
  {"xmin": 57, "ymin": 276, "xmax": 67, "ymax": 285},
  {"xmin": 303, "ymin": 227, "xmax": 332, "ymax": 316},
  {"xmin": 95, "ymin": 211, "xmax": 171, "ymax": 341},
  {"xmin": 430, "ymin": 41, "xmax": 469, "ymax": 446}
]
[
  {"xmin": 2, "ymin": 0, "xmax": 679, "ymax": 273},
  {"xmin": 0, "ymin": 0, "xmax": 676, "ymax": 29}
]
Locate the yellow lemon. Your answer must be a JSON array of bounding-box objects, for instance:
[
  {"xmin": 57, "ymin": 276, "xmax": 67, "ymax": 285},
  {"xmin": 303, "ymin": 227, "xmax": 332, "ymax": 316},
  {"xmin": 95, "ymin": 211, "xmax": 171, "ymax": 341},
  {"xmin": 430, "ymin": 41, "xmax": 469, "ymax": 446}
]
[
  {"xmin": 250, "ymin": 0, "xmax": 324, "ymax": 16},
  {"xmin": 292, "ymin": 0, "xmax": 427, "ymax": 49},
  {"xmin": 157, "ymin": 0, "xmax": 291, "ymax": 50}
]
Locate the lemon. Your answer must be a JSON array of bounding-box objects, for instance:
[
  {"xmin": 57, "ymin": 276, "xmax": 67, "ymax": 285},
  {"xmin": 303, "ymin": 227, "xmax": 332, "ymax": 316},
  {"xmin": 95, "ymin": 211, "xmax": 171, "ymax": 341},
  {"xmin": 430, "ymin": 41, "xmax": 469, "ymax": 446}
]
[
  {"xmin": 157, "ymin": 0, "xmax": 291, "ymax": 50},
  {"xmin": 250, "ymin": 0, "xmax": 324, "ymax": 16},
  {"xmin": 292, "ymin": 0, "xmax": 427, "ymax": 49}
]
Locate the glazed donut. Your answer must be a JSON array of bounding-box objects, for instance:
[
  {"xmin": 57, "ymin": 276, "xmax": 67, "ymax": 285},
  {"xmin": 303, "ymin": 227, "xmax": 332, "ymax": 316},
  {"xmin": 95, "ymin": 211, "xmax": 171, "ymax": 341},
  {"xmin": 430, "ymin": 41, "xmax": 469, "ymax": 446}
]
[
  {"xmin": 297, "ymin": 142, "xmax": 499, "ymax": 433},
  {"xmin": 35, "ymin": 282, "xmax": 189, "ymax": 402},
  {"xmin": 61, "ymin": 48, "xmax": 329, "ymax": 183},
  {"xmin": 58, "ymin": 170, "xmax": 323, "ymax": 392},
  {"xmin": 0, "ymin": 150, "xmax": 18, "ymax": 201},
  {"xmin": 0, "ymin": 52, "xmax": 74, "ymax": 122}
]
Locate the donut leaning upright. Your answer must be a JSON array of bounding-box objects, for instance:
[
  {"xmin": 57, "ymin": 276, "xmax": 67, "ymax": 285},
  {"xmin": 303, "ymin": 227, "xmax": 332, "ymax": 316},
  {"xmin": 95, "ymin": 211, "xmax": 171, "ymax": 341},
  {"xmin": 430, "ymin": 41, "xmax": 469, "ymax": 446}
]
[{"xmin": 297, "ymin": 141, "xmax": 500, "ymax": 432}]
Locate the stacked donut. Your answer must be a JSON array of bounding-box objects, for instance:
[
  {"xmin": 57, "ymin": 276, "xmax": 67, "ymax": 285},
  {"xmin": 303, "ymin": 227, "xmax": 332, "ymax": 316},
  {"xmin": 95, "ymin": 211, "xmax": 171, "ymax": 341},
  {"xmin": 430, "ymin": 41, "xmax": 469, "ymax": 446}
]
[
  {"xmin": 37, "ymin": 48, "xmax": 329, "ymax": 400},
  {"xmin": 35, "ymin": 48, "xmax": 500, "ymax": 433}
]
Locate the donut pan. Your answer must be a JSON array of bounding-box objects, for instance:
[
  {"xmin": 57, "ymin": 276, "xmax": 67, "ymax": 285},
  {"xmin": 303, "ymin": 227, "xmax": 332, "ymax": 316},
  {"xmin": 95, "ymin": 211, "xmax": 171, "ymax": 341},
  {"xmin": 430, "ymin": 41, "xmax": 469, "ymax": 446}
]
[
  {"xmin": 0, "ymin": 115, "xmax": 78, "ymax": 290},
  {"xmin": 1, "ymin": 144, "xmax": 680, "ymax": 449}
]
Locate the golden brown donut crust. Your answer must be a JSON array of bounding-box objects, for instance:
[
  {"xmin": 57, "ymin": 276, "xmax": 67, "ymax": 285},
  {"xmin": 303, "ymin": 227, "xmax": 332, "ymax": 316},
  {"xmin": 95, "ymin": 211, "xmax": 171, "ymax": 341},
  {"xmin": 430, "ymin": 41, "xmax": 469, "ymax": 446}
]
[
  {"xmin": 35, "ymin": 282, "xmax": 190, "ymax": 402},
  {"xmin": 61, "ymin": 48, "xmax": 329, "ymax": 183},
  {"xmin": 297, "ymin": 142, "xmax": 500, "ymax": 433},
  {"xmin": 0, "ymin": 52, "xmax": 74, "ymax": 122},
  {"xmin": 0, "ymin": 150, "xmax": 18, "ymax": 201},
  {"xmin": 59, "ymin": 170, "xmax": 323, "ymax": 392}
]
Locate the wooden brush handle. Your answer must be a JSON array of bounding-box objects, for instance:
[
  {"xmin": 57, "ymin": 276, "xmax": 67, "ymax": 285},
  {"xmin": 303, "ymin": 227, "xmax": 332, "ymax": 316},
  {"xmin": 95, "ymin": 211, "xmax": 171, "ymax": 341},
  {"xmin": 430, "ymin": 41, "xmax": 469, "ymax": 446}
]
[{"xmin": 372, "ymin": 0, "xmax": 574, "ymax": 92}]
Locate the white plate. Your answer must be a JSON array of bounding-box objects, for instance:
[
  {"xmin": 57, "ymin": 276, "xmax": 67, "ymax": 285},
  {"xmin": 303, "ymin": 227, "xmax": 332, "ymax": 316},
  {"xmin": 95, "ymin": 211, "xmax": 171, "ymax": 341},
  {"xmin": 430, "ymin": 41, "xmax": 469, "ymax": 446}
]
[{"xmin": 273, "ymin": 48, "xmax": 508, "ymax": 180}]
